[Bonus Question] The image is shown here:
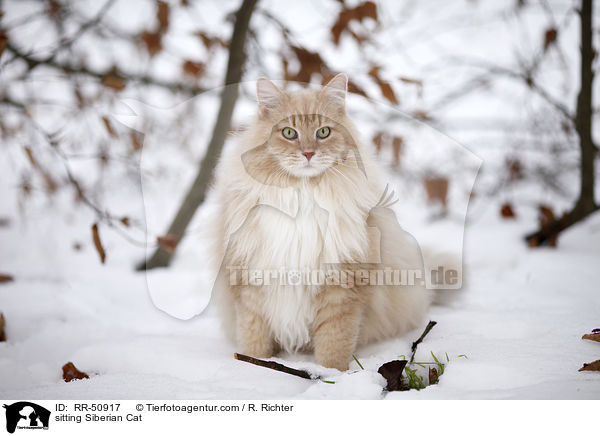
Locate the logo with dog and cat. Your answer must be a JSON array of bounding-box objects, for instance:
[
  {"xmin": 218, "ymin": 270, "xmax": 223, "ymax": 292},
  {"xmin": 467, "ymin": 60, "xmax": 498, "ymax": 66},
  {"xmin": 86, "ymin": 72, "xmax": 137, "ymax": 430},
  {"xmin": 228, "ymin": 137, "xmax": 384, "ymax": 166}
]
[{"xmin": 2, "ymin": 402, "xmax": 50, "ymax": 433}]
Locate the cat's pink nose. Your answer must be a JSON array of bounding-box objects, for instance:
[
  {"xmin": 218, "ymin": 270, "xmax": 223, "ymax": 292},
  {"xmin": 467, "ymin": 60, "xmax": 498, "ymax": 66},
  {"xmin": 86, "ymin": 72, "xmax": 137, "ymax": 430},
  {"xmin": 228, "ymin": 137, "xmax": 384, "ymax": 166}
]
[{"xmin": 303, "ymin": 151, "xmax": 315, "ymax": 161}]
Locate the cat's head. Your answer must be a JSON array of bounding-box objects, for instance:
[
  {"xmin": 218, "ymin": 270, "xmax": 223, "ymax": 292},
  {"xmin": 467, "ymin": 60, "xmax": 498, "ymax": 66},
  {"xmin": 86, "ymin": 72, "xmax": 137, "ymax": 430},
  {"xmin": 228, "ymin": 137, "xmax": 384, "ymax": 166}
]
[{"xmin": 252, "ymin": 74, "xmax": 359, "ymax": 179}]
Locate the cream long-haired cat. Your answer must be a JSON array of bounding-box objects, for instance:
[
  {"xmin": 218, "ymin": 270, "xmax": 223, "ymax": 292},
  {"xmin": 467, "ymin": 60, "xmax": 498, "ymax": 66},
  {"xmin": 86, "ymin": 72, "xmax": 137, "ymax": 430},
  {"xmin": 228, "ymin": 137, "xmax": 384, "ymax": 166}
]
[{"xmin": 210, "ymin": 74, "xmax": 431, "ymax": 371}]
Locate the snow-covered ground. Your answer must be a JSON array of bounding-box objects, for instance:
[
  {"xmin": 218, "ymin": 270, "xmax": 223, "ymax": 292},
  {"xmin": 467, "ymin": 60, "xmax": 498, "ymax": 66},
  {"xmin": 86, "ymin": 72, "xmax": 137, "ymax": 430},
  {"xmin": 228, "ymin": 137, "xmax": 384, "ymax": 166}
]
[
  {"xmin": 1, "ymin": 0, "xmax": 599, "ymax": 400},
  {"xmin": 1, "ymin": 153, "xmax": 599, "ymax": 399}
]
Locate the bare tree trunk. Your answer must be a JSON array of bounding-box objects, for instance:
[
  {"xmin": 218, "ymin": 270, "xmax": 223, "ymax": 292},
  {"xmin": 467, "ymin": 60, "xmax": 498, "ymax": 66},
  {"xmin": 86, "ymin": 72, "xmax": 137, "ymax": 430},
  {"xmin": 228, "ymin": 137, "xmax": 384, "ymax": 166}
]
[
  {"xmin": 139, "ymin": 0, "xmax": 259, "ymax": 270},
  {"xmin": 526, "ymin": 0, "xmax": 598, "ymax": 246},
  {"xmin": 573, "ymin": 0, "xmax": 596, "ymax": 216}
]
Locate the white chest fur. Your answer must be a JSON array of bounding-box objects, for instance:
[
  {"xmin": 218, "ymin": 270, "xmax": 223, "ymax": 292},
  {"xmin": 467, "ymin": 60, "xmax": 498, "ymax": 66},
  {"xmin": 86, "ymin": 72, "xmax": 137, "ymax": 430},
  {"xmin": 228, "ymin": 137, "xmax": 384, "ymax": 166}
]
[
  {"xmin": 231, "ymin": 182, "xmax": 369, "ymax": 351},
  {"xmin": 250, "ymin": 188, "xmax": 328, "ymax": 351}
]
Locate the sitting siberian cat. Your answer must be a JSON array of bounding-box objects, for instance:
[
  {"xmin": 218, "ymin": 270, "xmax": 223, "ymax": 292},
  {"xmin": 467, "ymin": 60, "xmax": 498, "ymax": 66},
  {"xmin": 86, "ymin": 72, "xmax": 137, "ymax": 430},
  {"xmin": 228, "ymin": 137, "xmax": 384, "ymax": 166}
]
[{"xmin": 210, "ymin": 74, "xmax": 430, "ymax": 371}]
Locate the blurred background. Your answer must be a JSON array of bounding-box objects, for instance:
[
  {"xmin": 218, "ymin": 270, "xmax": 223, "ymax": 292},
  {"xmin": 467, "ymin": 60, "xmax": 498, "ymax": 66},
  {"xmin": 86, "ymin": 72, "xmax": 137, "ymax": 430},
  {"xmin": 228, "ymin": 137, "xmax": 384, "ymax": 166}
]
[
  {"xmin": 0, "ymin": 0, "xmax": 599, "ymax": 399},
  {"xmin": 1, "ymin": 0, "xmax": 597, "ymax": 267}
]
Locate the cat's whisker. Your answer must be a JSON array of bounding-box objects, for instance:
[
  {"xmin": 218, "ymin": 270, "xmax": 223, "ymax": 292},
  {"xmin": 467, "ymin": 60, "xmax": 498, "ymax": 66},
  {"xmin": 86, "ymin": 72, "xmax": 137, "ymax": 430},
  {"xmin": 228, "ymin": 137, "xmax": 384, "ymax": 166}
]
[
  {"xmin": 331, "ymin": 162, "xmax": 361, "ymax": 169},
  {"xmin": 383, "ymin": 189, "xmax": 395, "ymax": 206},
  {"xmin": 376, "ymin": 184, "xmax": 390, "ymax": 207},
  {"xmin": 248, "ymin": 164, "xmax": 285, "ymax": 170},
  {"xmin": 329, "ymin": 166, "xmax": 359, "ymax": 190}
]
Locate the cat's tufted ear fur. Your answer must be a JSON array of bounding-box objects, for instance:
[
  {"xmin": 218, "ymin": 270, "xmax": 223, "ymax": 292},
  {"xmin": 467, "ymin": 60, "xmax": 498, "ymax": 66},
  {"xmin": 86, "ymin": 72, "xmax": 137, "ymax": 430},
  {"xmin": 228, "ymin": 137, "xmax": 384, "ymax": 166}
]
[
  {"xmin": 320, "ymin": 73, "xmax": 348, "ymax": 113},
  {"xmin": 256, "ymin": 78, "xmax": 286, "ymax": 118}
]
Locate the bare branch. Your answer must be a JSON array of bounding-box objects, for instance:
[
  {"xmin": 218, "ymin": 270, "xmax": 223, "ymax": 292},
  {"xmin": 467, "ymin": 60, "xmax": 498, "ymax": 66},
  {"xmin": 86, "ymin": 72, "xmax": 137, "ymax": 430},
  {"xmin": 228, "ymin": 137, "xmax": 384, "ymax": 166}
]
[
  {"xmin": 444, "ymin": 55, "xmax": 574, "ymax": 120},
  {"xmin": 5, "ymin": 42, "xmax": 206, "ymax": 95},
  {"xmin": 234, "ymin": 353, "xmax": 314, "ymax": 380},
  {"xmin": 410, "ymin": 320, "xmax": 437, "ymax": 363},
  {"xmin": 49, "ymin": 0, "xmax": 118, "ymax": 58}
]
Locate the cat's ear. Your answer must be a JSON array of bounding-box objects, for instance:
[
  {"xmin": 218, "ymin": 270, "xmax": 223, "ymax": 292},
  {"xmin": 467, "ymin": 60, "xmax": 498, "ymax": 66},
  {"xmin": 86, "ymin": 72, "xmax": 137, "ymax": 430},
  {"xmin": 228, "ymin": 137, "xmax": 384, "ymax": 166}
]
[
  {"xmin": 257, "ymin": 78, "xmax": 285, "ymax": 117},
  {"xmin": 321, "ymin": 73, "xmax": 348, "ymax": 113}
]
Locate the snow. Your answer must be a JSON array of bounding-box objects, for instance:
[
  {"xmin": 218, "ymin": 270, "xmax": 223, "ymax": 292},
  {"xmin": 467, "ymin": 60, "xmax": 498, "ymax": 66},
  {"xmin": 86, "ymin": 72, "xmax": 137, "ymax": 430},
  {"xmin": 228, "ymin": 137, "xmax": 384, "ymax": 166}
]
[
  {"xmin": 1, "ymin": 155, "xmax": 599, "ymax": 399},
  {"xmin": 1, "ymin": 0, "xmax": 599, "ymax": 400}
]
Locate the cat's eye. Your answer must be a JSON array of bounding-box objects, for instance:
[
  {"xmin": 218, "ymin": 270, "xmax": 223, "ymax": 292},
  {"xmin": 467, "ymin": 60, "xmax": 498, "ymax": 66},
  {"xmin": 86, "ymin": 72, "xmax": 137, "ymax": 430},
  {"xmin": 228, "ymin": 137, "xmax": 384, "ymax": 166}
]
[
  {"xmin": 316, "ymin": 126, "xmax": 331, "ymax": 139},
  {"xmin": 282, "ymin": 127, "xmax": 298, "ymax": 140}
]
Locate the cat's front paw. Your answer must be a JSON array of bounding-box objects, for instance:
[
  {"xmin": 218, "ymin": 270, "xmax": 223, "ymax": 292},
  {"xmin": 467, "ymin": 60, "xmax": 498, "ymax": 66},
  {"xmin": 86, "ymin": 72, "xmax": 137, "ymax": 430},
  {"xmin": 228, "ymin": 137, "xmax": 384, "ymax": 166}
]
[
  {"xmin": 240, "ymin": 340, "xmax": 274, "ymax": 359},
  {"xmin": 316, "ymin": 354, "xmax": 350, "ymax": 371}
]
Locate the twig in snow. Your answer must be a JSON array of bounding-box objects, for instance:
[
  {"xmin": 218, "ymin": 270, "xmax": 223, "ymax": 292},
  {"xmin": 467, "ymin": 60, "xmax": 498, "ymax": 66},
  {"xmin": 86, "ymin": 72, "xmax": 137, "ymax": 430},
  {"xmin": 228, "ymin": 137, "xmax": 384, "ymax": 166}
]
[
  {"xmin": 410, "ymin": 320, "xmax": 437, "ymax": 363},
  {"xmin": 234, "ymin": 353, "xmax": 313, "ymax": 380}
]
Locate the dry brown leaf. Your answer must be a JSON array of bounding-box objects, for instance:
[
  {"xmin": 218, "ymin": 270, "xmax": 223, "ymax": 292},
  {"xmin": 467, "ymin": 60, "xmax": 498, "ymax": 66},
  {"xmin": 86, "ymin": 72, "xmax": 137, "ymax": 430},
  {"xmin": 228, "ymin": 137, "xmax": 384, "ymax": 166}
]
[
  {"xmin": 23, "ymin": 147, "xmax": 58, "ymax": 193},
  {"xmin": 130, "ymin": 131, "xmax": 143, "ymax": 152},
  {"xmin": 182, "ymin": 60, "xmax": 205, "ymax": 78},
  {"xmin": 42, "ymin": 173, "xmax": 58, "ymax": 193},
  {"xmin": 195, "ymin": 31, "xmax": 228, "ymax": 50},
  {"xmin": 62, "ymin": 362, "xmax": 89, "ymax": 382},
  {"xmin": 91, "ymin": 223, "xmax": 106, "ymax": 264},
  {"xmin": 141, "ymin": 30, "xmax": 162, "ymax": 56},
  {"xmin": 0, "ymin": 31, "xmax": 8, "ymax": 58},
  {"xmin": 331, "ymin": 20, "xmax": 347, "ymax": 45},
  {"xmin": 0, "ymin": 313, "xmax": 6, "ymax": 342},
  {"xmin": 24, "ymin": 146, "xmax": 36, "ymax": 166},
  {"xmin": 399, "ymin": 76, "xmax": 423, "ymax": 86},
  {"xmin": 347, "ymin": 80, "xmax": 368, "ymax": 98},
  {"xmin": 378, "ymin": 81, "xmax": 398, "ymax": 105},
  {"xmin": 506, "ymin": 158, "xmax": 523, "ymax": 180},
  {"xmin": 0, "ymin": 274, "xmax": 14, "ymax": 284},
  {"xmin": 578, "ymin": 360, "xmax": 600, "ymax": 372},
  {"xmin": 413, "ymin": 110, "xmax": 431, "ymax": 121},
  {"xmin": 377, "ymin": 359, "xmax": 408, "ymax": 391},
  {"xmin": 157, "ymin": 234, "xmax": 178, "ymax": 254},
  {"xmin": 288, "ymin": 46, "xmax": 325, "ymax": 83},
  {"xmin": 424, "ymin": 177, "xmax": 449, "ymax": 207},
  {"xmin": 582, "ymin": 332, "xmax": 600, "ymax": 343},
  {"xmin": 400, "ymin": 76, "xmax": 423, "ymax": 97},
  {"xmin": 501, "ymin": 203, "xmax": 516, "ymax": 219},
  {"xmin": 102, "ymin": 116, "xmax": 116, "ymax": 138},
  {"xmin": 429, "ymin": 366, "xmax": 439, "ymax": 384},
  {"xmin": 392, "ymin": 136, "xmax": 403, "ymax": 168},
  {"xmin": 368, "ymin": 66, "xmax": 398, "ymax": 104},
  {"xmin": 320, "ymin": 73, "xmax": 368, "ymax": 98},
  {"xmin": 331, "ymin": 1, "xmax": 377, "ymax": 45},
  {"xmin": 47, "ymin": 0, "xmax": 62, "ymax": 18},
  {"xmin": 101, "ymin": 75, "xmax": 126, "ymax": 91},
  {"xmin": 372, "ymin": 132, "xmax": 385, "ymax": 153},
  {"xmin": 544, "ymin": 28, "xmax": 558, "ymax": 51},
  {"xmin": 157, "ymin": 1, "xmax": 170, "ymax": 33}
]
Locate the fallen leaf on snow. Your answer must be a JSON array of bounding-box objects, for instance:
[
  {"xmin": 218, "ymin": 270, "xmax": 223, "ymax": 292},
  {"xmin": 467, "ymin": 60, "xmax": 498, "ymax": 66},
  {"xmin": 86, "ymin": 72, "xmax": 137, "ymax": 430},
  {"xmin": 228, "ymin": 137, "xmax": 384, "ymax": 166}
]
[
  {"xmin": 582, "ymin": 332, "xmax": 600, "ymax": 343},
  {"xmin": 578, "ymin": 360, "xmax": 600, "ymax": 372},
  {"xmin": 429, "ymin": 366, "xmax": 439, "ymax": 384},
  {"xmin": 0, "ymin": 313, "xmax": 6, "ymax": 342},
  {"xmin": 62, "ymin": 362, "xmax": 89, "ymax": 382},
  {"xmin": 0, "ymin": 274, "xmax": 14, "ymax": 284},
  {"xmin": 500, "ymin": 203, "xmax": 516, "ymax": 218},
  {"xmin": 377, "ymin": 359, "xmax": 408, "ymax": 391},
  {"xmin": 91, "ymin": 223, "xmax": 106, "ymax": 264}
]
